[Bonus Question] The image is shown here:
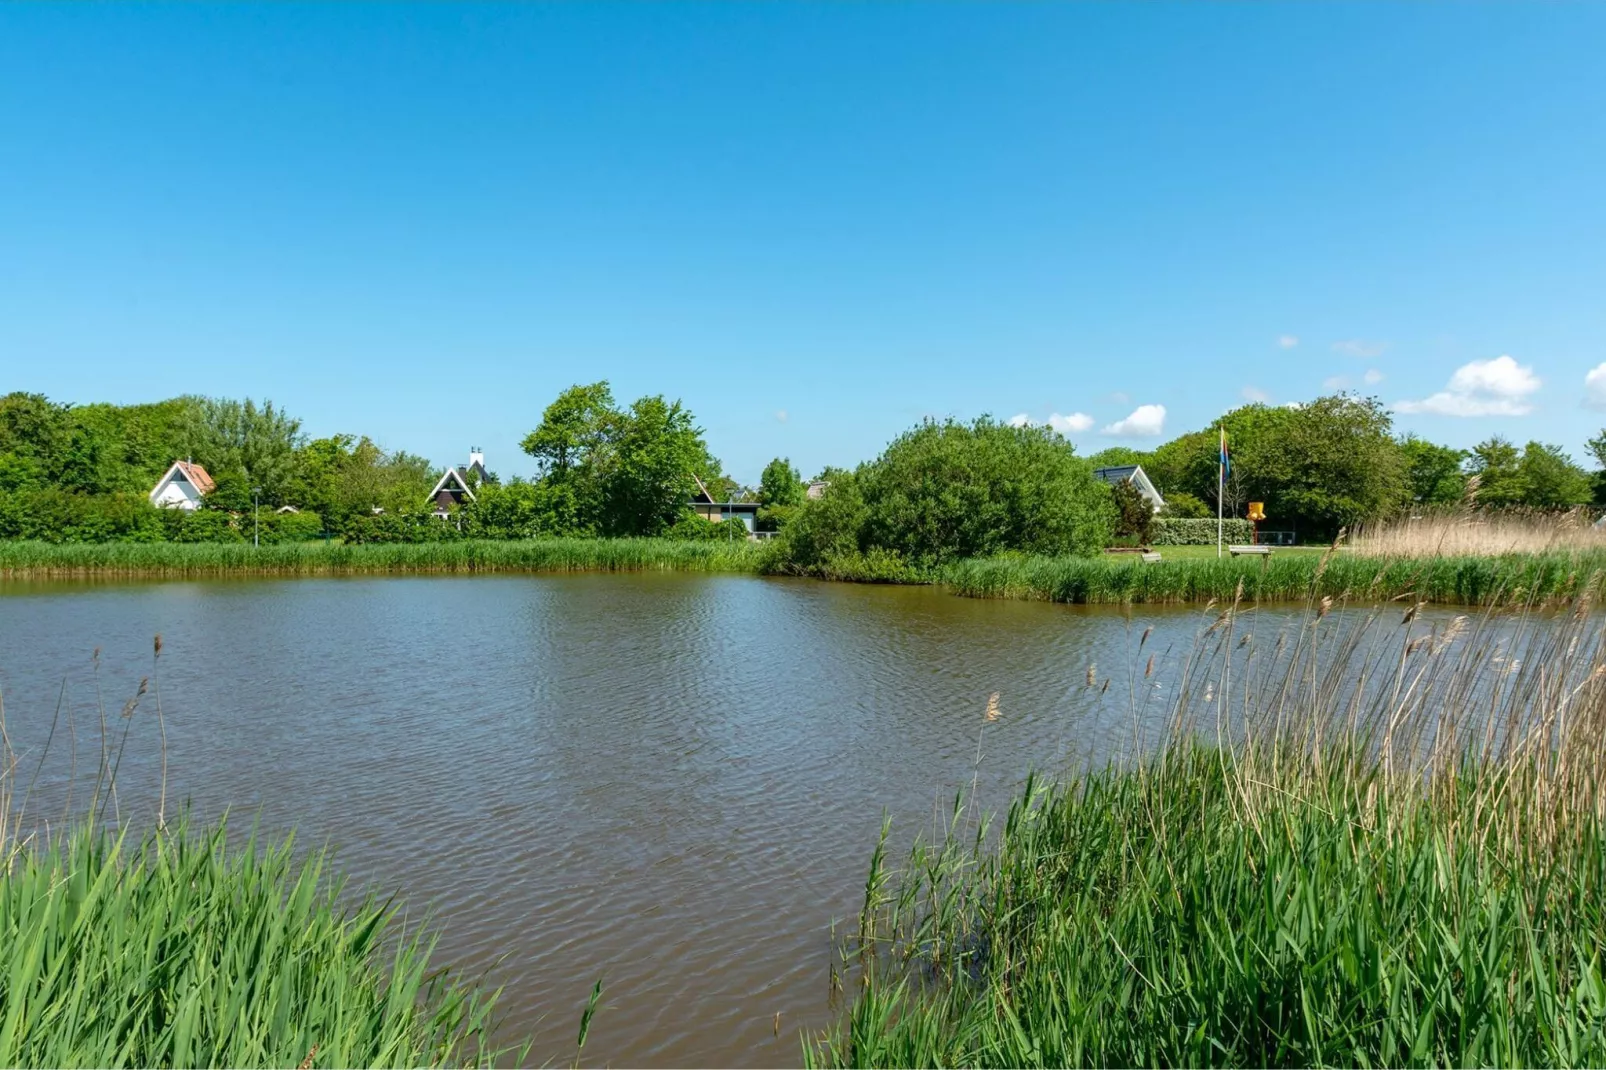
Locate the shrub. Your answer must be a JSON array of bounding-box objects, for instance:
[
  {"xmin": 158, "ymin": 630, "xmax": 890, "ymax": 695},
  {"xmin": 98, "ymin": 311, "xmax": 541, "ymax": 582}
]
[
  {"xmin": 1108, "ymin": 479, "xmax": 1157, "ymax": 544},
  {"xmin": 1158, "ymin": 491, "xmax": 1211, "ymax": 518},
  {"xmin": 1151, "ymin": 518, "xmax": 1254, "ymax": 545},
  {"xmin": 260, "ymin": 509, "xmax": 325, "ymax": 543},
  {"xmin": 858, "ymin": 418, "xmax": 1115, "ymax": 567}
]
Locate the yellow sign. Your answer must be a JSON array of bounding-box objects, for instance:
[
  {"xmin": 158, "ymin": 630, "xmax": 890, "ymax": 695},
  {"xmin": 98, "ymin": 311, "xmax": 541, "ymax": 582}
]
[{"xmin": 1247, "ymin": 501, "xmax": 1266, "ymax": 521}]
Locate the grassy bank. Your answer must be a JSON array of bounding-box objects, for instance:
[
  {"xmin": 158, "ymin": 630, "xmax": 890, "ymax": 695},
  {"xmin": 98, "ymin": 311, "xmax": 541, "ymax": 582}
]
[
  {"xmin": 816, "ymin": 594, "xmax": 1606, "ymax": 1067},
  {"xmin": 4, "ymin": 536, "xmax": 1604, "ymax": 607},
  {"xmin": 0, "ymin": 818, "xmax": 509, "ymax": 1067},
  {"xmin": 941, "ymin": 546, "xmax": 1606, "ymax": 605},
  {"xmin": 0, "ymin": 536, "xmax": 767, "ymax": 578}
]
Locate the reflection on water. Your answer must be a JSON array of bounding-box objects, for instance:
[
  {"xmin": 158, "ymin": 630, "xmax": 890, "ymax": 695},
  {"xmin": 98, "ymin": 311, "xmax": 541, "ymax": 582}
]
[{"xmin": 0, "ymin": 573, "xmax": 1467, "ymax": 1066}]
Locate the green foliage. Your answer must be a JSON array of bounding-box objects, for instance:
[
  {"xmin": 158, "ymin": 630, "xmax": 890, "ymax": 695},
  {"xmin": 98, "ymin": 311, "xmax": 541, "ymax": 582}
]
[
  {"xmin": 520, "ymin": 381, "xmax": 616, "ymax": 479},
  {"xmin": 259, "ymin": 510, "xmax": 325, "ymax": 544},
  {"xmin": 1589, "ymin": 429, "xmax": 1606, "ymax": 505},
  {"xmin": 1149, "ymin": 396, "xmax": 1406, "ymax": 536},
  {"xmin": 0, "ymin": 490, "xmax": 166, "ymax": 543},
  {"xmin": 519, "ymin": 381, "xmax": 725, "ymax": 538},
  {"xmin": 941, "ymin": 547, "xmax": 1603, "ymax": 605},
  {"xmin": 1399, "ymin": 434, "xmax": 1469, "ymax": 504},
  {"xmin": 164, "ymin": 508, "xmax": 243, "ymax": 544},
  {"xmin": 856, "ymin": 418, "xmax": 1115, "ymax": 567},
  {"xmin": 1157, "ymin": 491, "xmax": 1210, "ymax": 519},
  {"xmin": 201, "ymin": 471, "xmax": 253, "ymax": 513},
  {"xmin": 1470, "ymin": 437, "xmax": 1593, "ymax": 508},
  {"xmin": 600, "ymin": 394, "xmax": 719, "ymax": 536},
  {"xmin": 460, "ymin": 480, "xmax": 583, "ymax": 540},
  {"xmin": 816, "ymin": 749, "xmax": 1606, "ymax": 1068},
  {"xmin": 1149, "ymin": 518, "xmax": 1255, "ymax": 545},
  {"xmin": 759, "ymin": 457, "xmax": 805, "ymax": 508},
  {"xmin": 0, "ymin": 817, "xmax": 504, "ymax": 1067},
  {"xmin": 1086, "ymin": 446, "xmax": 1151, "ymax": 469},
  {"xmin": 288, "ymin": 435, "xmax": 437, "ymax": 528},
  {"xmin": 180, "ymin": 397, "xmax": 303, "ymax": 506},
  {"xmin": 771, "ymin": 468, "xmax": 871, "ymax": 574},
  {"xmin": 1108, "ymin": 478, "xmax": 1156, "ymax": 544}
]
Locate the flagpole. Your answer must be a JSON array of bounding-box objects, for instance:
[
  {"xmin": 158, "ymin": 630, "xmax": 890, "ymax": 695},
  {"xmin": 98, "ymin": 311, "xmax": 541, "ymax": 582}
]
[{"xmin": 1217, "ymin": 426, "xmax": 1224, "ymax": 559}]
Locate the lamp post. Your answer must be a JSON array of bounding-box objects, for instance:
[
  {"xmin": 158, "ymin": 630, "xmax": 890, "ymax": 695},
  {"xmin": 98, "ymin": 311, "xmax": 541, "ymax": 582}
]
[{"xmin": 253, "ymin": 486, "xmax": 262, "ymax": 548}]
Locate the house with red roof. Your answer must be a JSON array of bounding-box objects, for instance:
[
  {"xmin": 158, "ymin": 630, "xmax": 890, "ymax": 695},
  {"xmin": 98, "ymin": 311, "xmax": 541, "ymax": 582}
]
[{"xmin": 148, "ymin": 459, "xmax": 216, "ymax": 511}]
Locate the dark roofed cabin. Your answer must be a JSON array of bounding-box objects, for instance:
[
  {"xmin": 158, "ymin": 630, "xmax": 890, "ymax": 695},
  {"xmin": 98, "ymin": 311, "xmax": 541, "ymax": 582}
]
[
  {"xmin": 1092, "ymin": 464, "xmax": 1166, "ymax": 512},
  {"xmin": 428, "ymin": 448, "xmax": 488, "ymax": 517}
]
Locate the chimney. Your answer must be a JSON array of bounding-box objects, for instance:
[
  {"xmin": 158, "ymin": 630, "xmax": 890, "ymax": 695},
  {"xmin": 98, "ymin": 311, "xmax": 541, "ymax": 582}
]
[{"xmin": 469, "ymin": 446, "xmax": 485, "ymax": 469}]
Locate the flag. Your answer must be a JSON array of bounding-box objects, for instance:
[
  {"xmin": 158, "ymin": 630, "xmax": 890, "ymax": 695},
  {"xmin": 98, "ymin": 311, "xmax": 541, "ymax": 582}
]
[{"xmin": 1219, "ymin": 428, "xmax": 1230, "ymax": 480}]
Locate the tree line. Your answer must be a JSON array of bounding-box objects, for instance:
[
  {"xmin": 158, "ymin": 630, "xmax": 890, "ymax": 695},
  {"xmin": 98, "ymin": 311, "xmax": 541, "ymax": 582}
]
[
  {"xmin": 2, "ymin": 385, "xmax": 1602, "ymax": 551},
  {"xmin": 1085, "ymin": 394, "xmax": 1602, "ymax": 538}
]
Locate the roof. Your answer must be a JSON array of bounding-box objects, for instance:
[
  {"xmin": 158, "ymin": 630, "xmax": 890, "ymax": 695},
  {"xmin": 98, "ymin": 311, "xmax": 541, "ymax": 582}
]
[
  {"xmin": 427, "ymin": 466, "xmax": 478, "ymax": 504},
  {"xmin": 150, "ymin": 459, "xmax": 216, "ymax": 499},
  {"xmin": 1093, "ymin": 464, "xmax": 1165, "ymax": 507},
  {"xmin": 688, "ymin": 473, "xmax": 756, "ymax": 509}
]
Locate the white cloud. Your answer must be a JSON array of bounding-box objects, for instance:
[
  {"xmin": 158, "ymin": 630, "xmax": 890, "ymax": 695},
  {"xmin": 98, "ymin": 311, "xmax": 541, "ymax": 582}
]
[
  {"xmin": 1241, "ymin": 386, "xmax": 1271, "ymax": 403},
  {"xmin": 1009, "ymin": 411, "xmax": 1094, "ymax": 435},
  {"xmin": 774, "ymin": 409, "xmax": 789, "ymax": 423},
  {"xmin": 1394, "ymin": 355, "xmax": 1541, "ymax": 417},
  {"xmin": 1277, "ymin": 335, "xmax": 1299, "ymax": 349},
  {"xmin": 1333, "ymin": 339, "xmax": 1388, "ymax": 359},
  {"xmin": 1586, "ymin": 363, "xmax": 1606, "ymax": 411},
  {"xmin": 1363, "ymin": 369, "xmax": 1385, "ymax": 385},
  {"xmin": 1048, "ymin": 412, "xmax": 1094, "ymax": 434},
  {"xmin": 1323, "ymin": 375, "xmax": 1350, "ymax": 391},
  {"xmin": 1102, "ymin": 403, "xmax": 1167, "ymax": 437},
  {"xmin": 1110, "ymin": 391, "xmax": 1131, "ymax": 405}
]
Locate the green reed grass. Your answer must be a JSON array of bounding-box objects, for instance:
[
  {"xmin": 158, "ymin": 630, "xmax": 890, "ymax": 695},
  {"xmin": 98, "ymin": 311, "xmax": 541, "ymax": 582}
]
[
  {"xmin": 815, "ymin": 586, "xmax": 1606, "ymax": 1067},
  {"xmin": 0, "ymin": 817, "xmax": 508, "ymax": 1068},
  {"xmin": 0, "ymin": 537, "xmax": 767, "ymax": 578},
  {"xmin": 0, "ymin": 636, "xmax": 522, "ymax": 1068},
  {"xmin": 941, "ymin": 547, "xmax": 1606, "ymax": 606}
]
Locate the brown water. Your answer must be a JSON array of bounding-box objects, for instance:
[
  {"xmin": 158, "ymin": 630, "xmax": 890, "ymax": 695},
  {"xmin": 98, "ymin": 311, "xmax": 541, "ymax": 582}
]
[{"xmin": 0, "ymin": 572, "xmax": 1295, "ymax": 1065}]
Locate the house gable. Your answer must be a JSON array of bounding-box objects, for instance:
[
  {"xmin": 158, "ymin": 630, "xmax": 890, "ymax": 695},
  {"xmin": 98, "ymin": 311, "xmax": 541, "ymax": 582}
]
[
  {"xmin": 1093, "ymin": 464, "xmax": 1166, "ymax": 512},
  {"xmin": 149, "ymin": 460, "xmax": 217, "ymax": 511}
]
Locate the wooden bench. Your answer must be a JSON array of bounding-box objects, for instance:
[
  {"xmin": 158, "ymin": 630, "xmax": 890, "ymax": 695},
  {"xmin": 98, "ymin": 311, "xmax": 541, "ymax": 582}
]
[
  {"xmin": 1228, "ymin": 545, "xmax": 1272, "ymax": 557},
  {"xmin": 1140, "ymin": 552, "xmax": 1162, "ymax": 564}
]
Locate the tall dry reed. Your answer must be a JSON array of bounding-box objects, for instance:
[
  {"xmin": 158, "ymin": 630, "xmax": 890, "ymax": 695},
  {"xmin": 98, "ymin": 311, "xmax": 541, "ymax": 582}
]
[{"xmin": 1350, "ymin": 505, "xmax": 1606, "ymax": 557}]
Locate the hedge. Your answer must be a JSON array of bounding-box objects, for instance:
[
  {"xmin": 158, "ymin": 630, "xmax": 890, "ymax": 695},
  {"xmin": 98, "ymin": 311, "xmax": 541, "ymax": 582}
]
[{"xmin": 1151, "ymin": 518, "xmax": 1255, "ymax": 545}]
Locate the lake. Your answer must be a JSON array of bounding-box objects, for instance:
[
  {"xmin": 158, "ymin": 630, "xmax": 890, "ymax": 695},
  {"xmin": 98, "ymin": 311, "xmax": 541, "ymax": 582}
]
[{"xmin": 0, "ymin": 572, "xmax": 1454, "ymax": 1066}]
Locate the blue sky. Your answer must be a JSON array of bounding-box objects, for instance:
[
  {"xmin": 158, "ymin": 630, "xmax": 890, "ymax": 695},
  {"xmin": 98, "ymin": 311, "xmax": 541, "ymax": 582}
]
[{"xmin": 2, "ymin": 3, "xmax": 1604, "ymax": 483}]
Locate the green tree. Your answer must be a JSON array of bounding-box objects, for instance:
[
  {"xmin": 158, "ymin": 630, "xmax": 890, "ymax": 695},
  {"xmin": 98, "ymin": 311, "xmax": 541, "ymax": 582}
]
[
  {"xmin": 0, "ymin": 392, "xmax": 73, "ymax": 490},
  {"xmin": 1148, "ymin": 396, "xmax": 1406, "ymax": 537},
  {"xmin": 1159, "ymin": 491, "xmax": 1211, "ymax": 519},
  {"xmin": 519, "ymin": 383, "xmax": 724, "ymax": 537},
  {"xmin": 1399, "ymin": 435, "xmax": 1469, "ymax": 505},
  {"xmin": 182, "ymin": 397, "xmax": 303, "ymax": 505},
  {"xmin": 1588, "ymin": 430, "xmax": 1606, "ymax": 506},
  {"xmin": 597, "ymin": 395, "xmax": 721, "ymax": 536},
  {"xmin": 759, "ymin": 458, "xmax": 805, "ymax": 507},
  {"xmin": 773, "ymin": 467, "xmax": 869, "ymax": 572},
  {"xmin": 1086, "ymin": 447, "xmax": 1152, "ymax": 470},
  {"xmin": 1109, "ymin": 478, "xmax": 1157, "ymax": 544},
  {"xmin": 520, "ymin": 381, "xmax": 617, "ymax": 478},
  {"xmin": 857, "ymin": 417, "xmax": 1116, "ymax": 566},
  {"xmin": 1516, "ymin": 442, "xmax": 1592, "ymax": 508},
  {"xmin": 1468, "ymin": 437, "xmax": 1524, "ymax": 505}
]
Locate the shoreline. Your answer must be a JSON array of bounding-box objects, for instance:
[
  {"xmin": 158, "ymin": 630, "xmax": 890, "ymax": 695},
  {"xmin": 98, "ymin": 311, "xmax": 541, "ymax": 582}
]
[{"xmin": 3, "ymin": 538, "xmax": 1603, "ymax": 606}]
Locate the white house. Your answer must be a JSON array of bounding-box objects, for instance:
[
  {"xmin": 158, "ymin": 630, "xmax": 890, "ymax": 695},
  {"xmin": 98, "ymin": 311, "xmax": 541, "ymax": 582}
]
[
  {"xmin": 1093, "ymin": 465, "xmax": 1166, "ymax": 513},
  {"xmin": 148, "ymin": 460, "xmax": 216, "ymax": 511}
]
